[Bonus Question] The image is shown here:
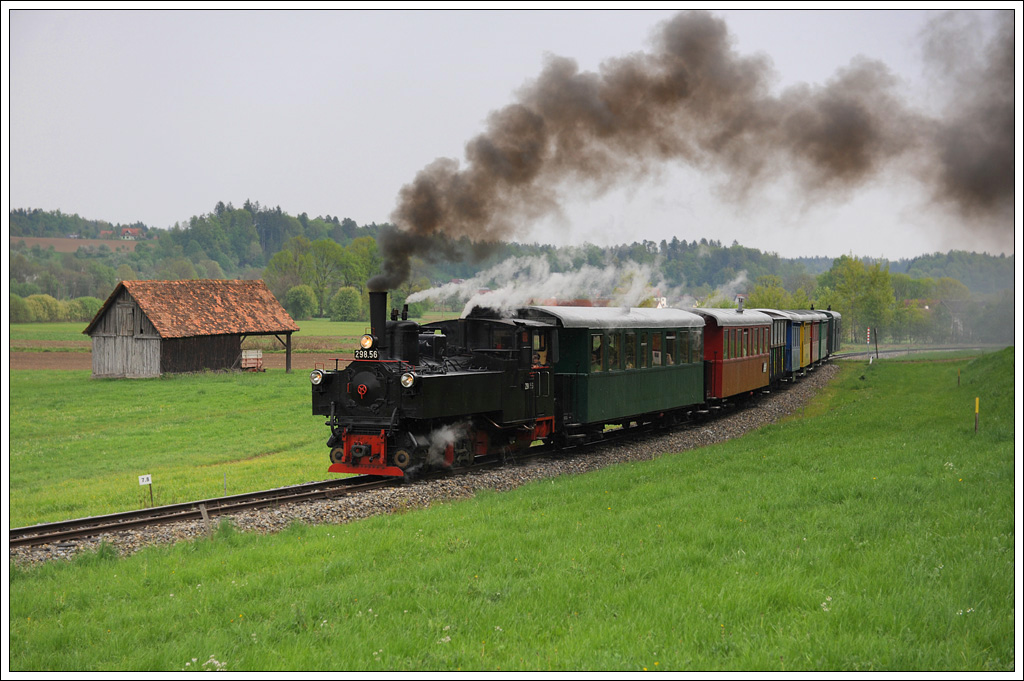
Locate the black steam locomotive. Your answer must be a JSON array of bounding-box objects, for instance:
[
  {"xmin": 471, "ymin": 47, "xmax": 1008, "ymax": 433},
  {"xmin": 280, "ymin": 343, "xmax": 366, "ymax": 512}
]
[{"xmin": 310, "ymin": 291, "xmax": 559, "ymax": 477}]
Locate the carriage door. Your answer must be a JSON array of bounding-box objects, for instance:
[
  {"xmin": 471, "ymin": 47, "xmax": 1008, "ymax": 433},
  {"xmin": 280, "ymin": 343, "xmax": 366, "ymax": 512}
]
[{"xmin": 531, "ymin": 329, "xmax": 554, "ymax": 420}]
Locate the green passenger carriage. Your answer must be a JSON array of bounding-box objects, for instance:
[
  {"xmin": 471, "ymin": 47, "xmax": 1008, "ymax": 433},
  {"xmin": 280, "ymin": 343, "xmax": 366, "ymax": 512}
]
[{"xmin": 517, "ymin": 306, "xmax": 706, "ymax": 434}]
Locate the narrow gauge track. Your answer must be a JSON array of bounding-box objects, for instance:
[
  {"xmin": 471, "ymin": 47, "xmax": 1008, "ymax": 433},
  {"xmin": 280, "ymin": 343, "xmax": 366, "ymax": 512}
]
[
  {"xmin": 836, "ymin": 345, "xmax": 989, "ymax": 361},
  {"xmin": 10, "ymin": 449, "xmax": 559, "ymax": 550},
  {"xmin": 9, "ymin": 476, "xmax": 398, "ymax": 548}
]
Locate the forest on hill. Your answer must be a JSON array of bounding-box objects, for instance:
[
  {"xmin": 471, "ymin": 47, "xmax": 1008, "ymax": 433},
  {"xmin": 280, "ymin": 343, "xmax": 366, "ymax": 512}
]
[{"xmin": 9, "ymin": 203, "xmax": 1015, "ymax": 346}]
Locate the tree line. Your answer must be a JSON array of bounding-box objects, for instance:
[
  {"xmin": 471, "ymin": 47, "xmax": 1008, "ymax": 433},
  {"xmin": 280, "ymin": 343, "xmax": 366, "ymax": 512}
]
[{"xmin": 8, "ymin": 204, "xmax": 1015, "ymax": 345}]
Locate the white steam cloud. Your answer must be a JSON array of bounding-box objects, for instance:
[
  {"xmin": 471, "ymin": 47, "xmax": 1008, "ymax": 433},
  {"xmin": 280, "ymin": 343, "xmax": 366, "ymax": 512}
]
[
  {"xmin": 425, "ymin": 421, "xmax": 471, "ymax": 467},
  {"xmin": 408, "ymin": 256, "xmax": 672, "ymax": 317}
]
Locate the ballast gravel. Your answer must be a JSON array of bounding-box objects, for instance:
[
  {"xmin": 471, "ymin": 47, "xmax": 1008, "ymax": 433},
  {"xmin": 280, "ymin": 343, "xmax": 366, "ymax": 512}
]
[{"xmin": 11, "ymin": 363, "xmax": 839, "ymax": 567}]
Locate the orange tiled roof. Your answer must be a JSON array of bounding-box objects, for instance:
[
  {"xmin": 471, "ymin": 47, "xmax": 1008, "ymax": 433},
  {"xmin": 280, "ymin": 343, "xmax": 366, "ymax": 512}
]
[{"xmin": 85, "ymin": 280, "xmax": 299, "ymax": 338}]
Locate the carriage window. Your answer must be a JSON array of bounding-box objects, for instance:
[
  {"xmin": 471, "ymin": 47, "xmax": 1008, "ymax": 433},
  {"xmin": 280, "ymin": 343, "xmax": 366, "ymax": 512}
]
[
  {"xmin": 743, "ymin": 328, "xmax": 749, "ymax": 357},
  {"xmin": 607, "ymin": 332, "xmax": 621, "ymax": 370},
  {"xmin": 590, "ymin": 333, "xmax": 604, "ymax": 372},
  {"xmin": 680, "ymin": 329, "xmax": 689, "ymax": 364},
  {"xmin": 665, "ymin": 332, "xmax": 677, "ymax": 366},
  {"xmin": 624, "ymin": 332, "xmax": 636, "ymax": 369},
  {"xmin": 651, "ymin": 332, "xmax": 662, "ymax": 366},
  {"xmin": 639, "ymin": 332, "xmax": 648, "ymax": 369}
]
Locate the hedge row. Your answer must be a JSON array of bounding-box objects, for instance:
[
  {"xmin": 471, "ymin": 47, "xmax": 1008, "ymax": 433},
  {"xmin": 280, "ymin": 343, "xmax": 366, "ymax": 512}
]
[{"xmin": 9, "ymin": 294, "xmax": 103, "ymax": 323}]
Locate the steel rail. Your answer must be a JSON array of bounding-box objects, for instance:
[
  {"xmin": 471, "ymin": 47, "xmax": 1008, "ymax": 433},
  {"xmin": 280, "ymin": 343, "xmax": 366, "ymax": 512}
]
[{"xmin": 10, "ymin": 476, "xmax": 396, "ymax": 548}]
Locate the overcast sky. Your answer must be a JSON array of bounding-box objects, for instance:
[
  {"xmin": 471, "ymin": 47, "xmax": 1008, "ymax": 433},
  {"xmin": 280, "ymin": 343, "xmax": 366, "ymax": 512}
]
[{"xmin": 6, "ymin": 7, "xmax": 1020, "ymax": 261}]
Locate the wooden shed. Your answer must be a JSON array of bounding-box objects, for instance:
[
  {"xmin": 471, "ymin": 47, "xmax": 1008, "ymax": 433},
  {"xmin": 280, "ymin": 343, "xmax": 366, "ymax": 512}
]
[{"xmin": 84, "ymin": 279, "xmax": 299, "ymax": 378}]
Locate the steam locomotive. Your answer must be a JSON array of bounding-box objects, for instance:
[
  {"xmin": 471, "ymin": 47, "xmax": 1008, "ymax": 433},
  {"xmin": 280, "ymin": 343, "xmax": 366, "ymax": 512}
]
[{"xmin": 310, "ymin": 290, "xmax": 840, "ymax": 477}]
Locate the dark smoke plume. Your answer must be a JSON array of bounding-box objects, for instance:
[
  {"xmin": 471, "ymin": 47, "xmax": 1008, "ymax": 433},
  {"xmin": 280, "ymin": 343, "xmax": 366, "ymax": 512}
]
[
  {"xmin": 920, "ymin": 11, "xmax": 1015, "ymax": 219},
  {"xmin": 370, "ymin": 10, "xmax": 1013, "ymax": 290}
]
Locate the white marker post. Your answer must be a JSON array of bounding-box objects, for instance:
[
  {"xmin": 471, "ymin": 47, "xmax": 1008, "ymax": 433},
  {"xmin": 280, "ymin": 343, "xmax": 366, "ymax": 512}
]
[{"xmin": 139, "ymin": 474, "xmax": 153, "ymax": 507}]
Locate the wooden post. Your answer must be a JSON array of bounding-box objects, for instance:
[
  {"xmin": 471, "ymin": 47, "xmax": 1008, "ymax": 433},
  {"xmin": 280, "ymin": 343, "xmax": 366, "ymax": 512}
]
[
  {"xmin": 199, "ymin": 503, "xmax": 213, "ymax": 533},
  {"xmin": 286, "ymin": 332, "xmax": 292, "ymax": 373}
]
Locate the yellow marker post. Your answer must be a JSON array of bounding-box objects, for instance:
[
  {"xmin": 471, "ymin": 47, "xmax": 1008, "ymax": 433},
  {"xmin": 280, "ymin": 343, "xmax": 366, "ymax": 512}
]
[{"xmin": 975, "ymin": 397, "xmax": 979, "ymax": 433}]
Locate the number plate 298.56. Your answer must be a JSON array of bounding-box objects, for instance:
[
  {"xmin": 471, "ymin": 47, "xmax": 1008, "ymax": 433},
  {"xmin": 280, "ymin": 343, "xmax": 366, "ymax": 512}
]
[{"xmin": 354, "ymin": 348, "xmax": 379, "ymax": 360}]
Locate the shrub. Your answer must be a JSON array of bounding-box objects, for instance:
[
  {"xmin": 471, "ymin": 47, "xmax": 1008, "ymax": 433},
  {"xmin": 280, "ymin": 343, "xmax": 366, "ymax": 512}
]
[
  {"xmin": 26, "ymin": 294, "xmax": 68, "ymax": 322},
  {"xmin": 10, "ymin": 294, "xmax": 35, "ymax": 323},
  {"xmin": 285, "ymin": 285, "xmax": 318, "ymax": 320},
  {"xmin": 329, "ymin": 286, "xmax": 362, "ymax": 322},
  {"xmin": 68, "ymin": 296, "xmax": 104, "ymax": 321}
]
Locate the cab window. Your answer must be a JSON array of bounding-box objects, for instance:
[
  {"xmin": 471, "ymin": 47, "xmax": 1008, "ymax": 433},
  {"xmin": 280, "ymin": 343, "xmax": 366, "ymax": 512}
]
[{"xmin": 532, "ymin": 330, "xmax": 550, "ymax": 366}]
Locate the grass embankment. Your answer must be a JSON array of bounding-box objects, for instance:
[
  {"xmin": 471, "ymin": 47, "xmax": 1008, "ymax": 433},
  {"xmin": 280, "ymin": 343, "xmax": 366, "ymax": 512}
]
[
  {"xmin": 9, "ymin": 349, "xmax": 1016, "ymax": 670},
  {"xmin": 8, "ymin": 371, "xmax": 327, "ymax": 526}
]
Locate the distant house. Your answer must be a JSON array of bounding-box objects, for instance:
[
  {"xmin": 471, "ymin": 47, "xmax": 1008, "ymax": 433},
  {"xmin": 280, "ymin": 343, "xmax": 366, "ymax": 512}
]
[
  {"xmin": 83, "ymin": 280, "xmax": 299, "ymax": 378},
  {"xmin": 120, "ymin": 228, "xmax": 142, "ymax": 240}
]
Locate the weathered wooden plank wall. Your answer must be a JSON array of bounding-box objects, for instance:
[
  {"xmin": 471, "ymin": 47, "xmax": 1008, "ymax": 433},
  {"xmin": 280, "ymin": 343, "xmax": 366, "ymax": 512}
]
[
  {"xmin": 160, "ymin": 335, "xmax": 241, "ymax": 374},
  {"xmin": 89, "ymin": 290, "xmax": 162, "ymax": 378}
]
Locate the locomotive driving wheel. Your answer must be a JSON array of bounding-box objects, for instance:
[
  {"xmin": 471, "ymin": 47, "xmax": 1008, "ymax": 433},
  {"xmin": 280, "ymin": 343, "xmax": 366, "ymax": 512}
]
[{"xmin": 393, "ymin": 449, "xmax": 412, "ymax": 469}]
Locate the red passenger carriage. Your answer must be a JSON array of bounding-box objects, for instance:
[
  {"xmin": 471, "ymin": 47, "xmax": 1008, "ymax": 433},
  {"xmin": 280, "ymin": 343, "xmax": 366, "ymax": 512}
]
[{"xmin": 690, "ymin": 308, "xmax": 772, "ymax": 400}]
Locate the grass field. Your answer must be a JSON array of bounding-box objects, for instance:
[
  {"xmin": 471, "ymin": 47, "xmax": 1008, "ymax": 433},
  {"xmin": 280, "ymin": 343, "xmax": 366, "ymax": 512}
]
[
  {"xmin": 8, "ymin": 371, "xmax": 328, "ymax": 526},
  {"xmin": 7, "ymin": 349, "xmax": 1017, "ymax": 670},
  {"xmin": 9, "ymin": 317, "xmax": 432, "ymax": 353}
]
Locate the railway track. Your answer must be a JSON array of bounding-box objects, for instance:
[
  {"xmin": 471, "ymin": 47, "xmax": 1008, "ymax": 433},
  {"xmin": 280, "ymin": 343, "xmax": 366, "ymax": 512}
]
[
  {"xmin": 9, "ymin": 476, "xmax": 398, "ymax": 548},
  {"xmin": 8, "ymin": 419, "xmax": 684, "ymax": 551},
  {"xmin": 8, "ymin": 448, "xmax": 561, "ymax": 550},
  {"xmin": 835, "ymin": 345, "xmax": 989, "ymax": 361}
]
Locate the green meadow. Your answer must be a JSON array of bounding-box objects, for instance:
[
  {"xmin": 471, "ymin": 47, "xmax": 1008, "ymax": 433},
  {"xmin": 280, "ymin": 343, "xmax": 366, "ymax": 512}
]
[
  {"xmin": 7, "ymin": 349, "xmax": 1016, "ymax": 670},
  {"xmin": 8, "ymin": 371, "xmax": 328, "ymax": 527}
]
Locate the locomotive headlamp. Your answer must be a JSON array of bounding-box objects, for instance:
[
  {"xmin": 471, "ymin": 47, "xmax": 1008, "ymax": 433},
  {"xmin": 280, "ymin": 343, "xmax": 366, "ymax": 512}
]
[
  {"xmin": 310, "ymin": 369, "xmax": 325, "ymax": 386},
  {"xmin": 400, "ymin": 372, "xmax": 416, "ymax": 389},
  {"xmin": 360, "ymin": 334, "xmax": 375, "ymax": 350}
]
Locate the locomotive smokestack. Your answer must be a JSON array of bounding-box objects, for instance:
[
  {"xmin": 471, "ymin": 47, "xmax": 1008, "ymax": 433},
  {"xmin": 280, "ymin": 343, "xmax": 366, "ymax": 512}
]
[{"xmin": 369, "ymin": 290, "xmax": 388, "ymax": 346}]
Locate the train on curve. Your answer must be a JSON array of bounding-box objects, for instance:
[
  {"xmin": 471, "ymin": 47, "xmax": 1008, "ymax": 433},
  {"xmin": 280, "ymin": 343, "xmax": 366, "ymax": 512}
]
[{"xmin": 310, "ymin": 290, "xmax": 841, "ymax": 478}]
